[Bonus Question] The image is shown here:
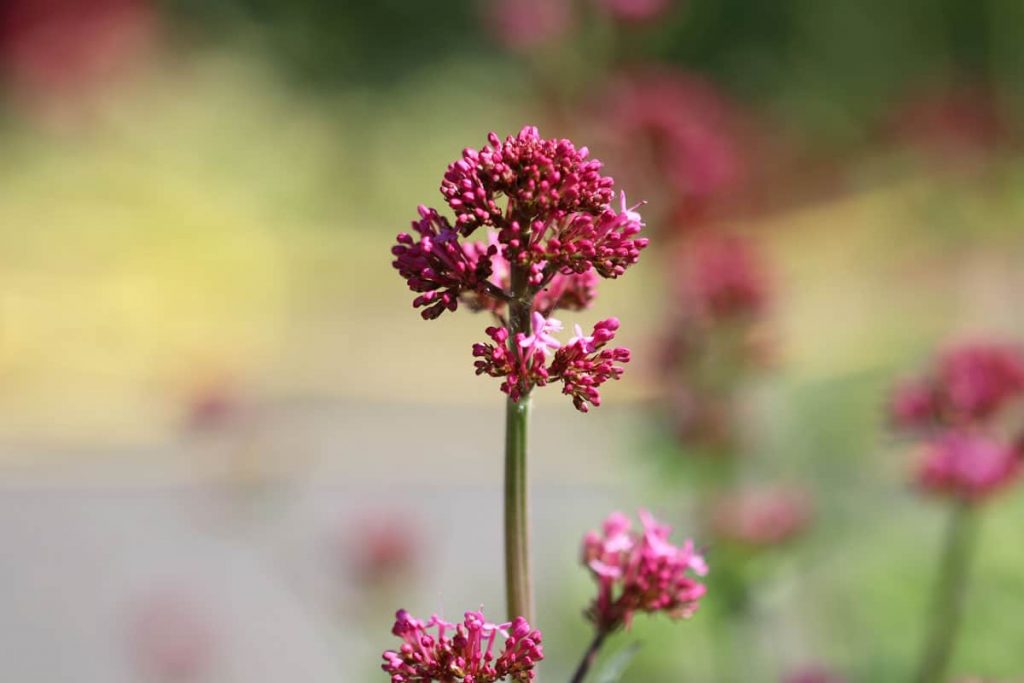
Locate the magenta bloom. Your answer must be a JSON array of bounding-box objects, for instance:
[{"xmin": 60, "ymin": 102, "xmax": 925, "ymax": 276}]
[
  {"xmin": 474, "ymin": 316, "xmax": 630, "ymax": 411},
  {"xmin": 709, "ymin": 487, "xmax": 812, "ymax": 548},
  {"xmin": 917, "ymin": 432, "xmax": 1020, "ymax": 503},
  {"xmin": 381, "ymin": 610, "xmax": 543, "ymax": 683},
  {"xmin": 393, "ymin": 126, "xmax": 645, "ymax": 411},
  {"xmin": 581, "ymin": 510, "xmax": 707, "ymax": 631},
  {"xmin": 889, "ymin": 343, "xmax": 1024, "ymax": 430}
]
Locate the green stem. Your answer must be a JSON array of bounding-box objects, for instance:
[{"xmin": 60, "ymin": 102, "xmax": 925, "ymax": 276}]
[
  {"xmin": 914, "ymin": 502, "xmax": 979, "ymax": 683},
  {"xmin": 568, "ymin": 629, "xmax": 608, "ymax": 683},
  {"xmin": 505, "ymin": 263, "xmax": 534, "ymax": 624}
]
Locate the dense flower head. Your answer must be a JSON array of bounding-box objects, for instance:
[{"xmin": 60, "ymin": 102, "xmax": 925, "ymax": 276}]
[
  {"xmin": 381, "ymin": 609, "xmax": 543, "ymax": 683},
  {"xmin": 916, "ymin": 431, "xmax": 1020, "ymax": 503},
  {"xmin": 392, "ymin": 126, "xmax": 644, "ymax": 409},
  {"xmin": 889, "ymin": 343, "xmax": 1024, "ymax": 430},
  {"xmin": 581, "ymin": 510, "xmax": 708, "ymax": 631},
  {"xmin": 473, "ymin": 315, "xmax": 630, "ymax": 411},
  {"xmin": 677, "ymin": 233, "xmax": 769, "ymax": 322},
  {"xmin": 709, "ymin": 487, "xmax": 812, "ymax": 548}
]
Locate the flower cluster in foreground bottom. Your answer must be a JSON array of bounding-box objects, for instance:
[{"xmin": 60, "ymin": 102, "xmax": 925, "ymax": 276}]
[
  {"xmin": 583, "ymin": 510, "xmax": 708, "ymax": 631},
  {"xmin": 381, "ymin": 610, "xmax": 542, "ymax": 683}
]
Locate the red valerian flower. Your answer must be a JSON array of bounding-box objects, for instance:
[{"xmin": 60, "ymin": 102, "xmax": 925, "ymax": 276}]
[
  {"xmin": 381, "ymin": 610, "xmax": 543, "ymax": 683},
  {"xmin": 581, "ymin": 510, "xmax": 707, "ymax": 631}
]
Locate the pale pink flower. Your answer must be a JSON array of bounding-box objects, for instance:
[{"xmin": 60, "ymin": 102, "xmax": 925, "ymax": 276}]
[
  {"xmin": 519, "ymin": 312, "xmax": 563, "ymax": 359},
  {"xmin": 569, "ymin": 324, "xmax": 597, "ymax": 354}
]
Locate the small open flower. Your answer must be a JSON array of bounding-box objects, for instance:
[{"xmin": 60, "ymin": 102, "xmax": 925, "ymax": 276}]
[
  {"xmin": 917, "ymin": 431, "xmax": 1021, "ymax": 503},
  {"xmin": 381, "ymin": 610, "xmax": 543, "ymax": 683},
  {"xmin": 581, "ymin": 510, "xmax": 707, "ymax": 631}
]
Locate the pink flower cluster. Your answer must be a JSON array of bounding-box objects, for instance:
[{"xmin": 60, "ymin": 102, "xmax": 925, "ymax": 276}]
[
  {"xmin": 917, "ymin": 432, "xmax": 1020, "ymax": 503},
  {"xmin": 392, "ymin": 126, "xmax": 645, "ymax": 410},
  {"xmin": 890, "ymin": 343, "xmax": 1024, "ymax": 430},
  {"xmin": 473, "ymin": 314, "xmax": 630, "ymax": 411},
  {"xmin": 677, "ymin": 233, "xmax": 769, "ymax": 323},
  {"xmin": 581, "ymin": 510, "xmax": 708, "ymax": 631},
  {"xmin": 595, "ymin": 68, "xmax": 744, "ymax": 221},
  {"xmin": 382, "ymin": 610, "xmax": 543, "ymax": 683},
  {"xmin": 890, "ymin": 342, "xmax": 1024, "ymax": 504},
  {"xmin": 709, "ymin": 487, "xmax": 812, "ymax": 548}
]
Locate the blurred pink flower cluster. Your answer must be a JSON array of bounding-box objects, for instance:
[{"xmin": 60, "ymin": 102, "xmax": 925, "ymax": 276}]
[
  {"xmin": 783, "ymin": 666, "xmax": 847, "ymax": 683},
  {"xmin": 676, "ymin": 233, "xmax": 770, "ymax": 324},
  {"xmin": 891, "ymin": 343, "xmax": 1024, "ymax": 503},
  {"xmin": 594, "ymin": 68, "xmax": 746, "ymax": 227},
  {"xmin": 890, "ymin": 343, "xmax": 1024, "ymax": 430},
  {"xmin": 662, "ymin": 232, "xmax": 773, "ymax": 448},
  {"xmin": 392, "ymin": 125, "xmax": 647, "ymax": 411},
  {"xmin": 582, "ymin": 510, "xmax": 708, "ymax": 630},
  {"xmin": 887, "ymin": 82, "xmax": 1015, "ymax": 166},
  {"xmin": 709, "ymin": 487, "xmax": 812, "ymax": 549},
  {"xmin": 382, "ymin": 610, "xmax": 543, "ymax": 683},
  {"xmin": 484, "ymin": 0, "xmax": 675, "ymax": 50}
]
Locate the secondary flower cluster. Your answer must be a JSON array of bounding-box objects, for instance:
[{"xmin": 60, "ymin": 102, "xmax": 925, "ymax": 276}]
[
  {"xmin": 890, "ymin": 343, "xmax": 1024, "ymax": 430},
  {"xmin": 890, "ymin": 343, "xmax": 1024, "ymax": 503},
  {"xmin": 708, "ymin": 487, "xmax": 812, "ymax": 549},
  {"xmin": 582, "ymin": 510, "xmax": 708, "ymax": 631},
  {"xmin": 473, "ymin": 314, "xmax": 629, "ymax": 411},
  {"xmin": 661, "ymin": 232, "xmax": 773, "ymax": 449},
  {"xmin": 381, "ymin": 610, "xmax": 543, "ymax": 683},
  {"xmin": 916, "ymin": 432, "xmax": 1020, "ymax": 503},
  {"xmin": 392, "ymin": 126, "xmax": 646, "ymax": 411},
  {"xmin": 595, "ymin": 68, "xmax": 744, "ymax": 225}
]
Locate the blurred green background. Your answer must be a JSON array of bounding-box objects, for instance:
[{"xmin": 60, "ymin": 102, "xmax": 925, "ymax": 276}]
[{"xmin": 1, "ymin": 1, "xmax": 1023, "ymax": 682}]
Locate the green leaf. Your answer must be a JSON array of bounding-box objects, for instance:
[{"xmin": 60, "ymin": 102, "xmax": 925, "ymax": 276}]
[{"xmin": 594, "ymin": 642, "xmax": 643, "ymax": 683}]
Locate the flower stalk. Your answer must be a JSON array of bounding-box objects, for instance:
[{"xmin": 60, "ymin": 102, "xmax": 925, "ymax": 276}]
[
  {"xmin": 568, "ymin": 629, "xmax": 608, "ymax": 683},
  {"xmin": 914, "ymin": 502, "xmax": 978, "ymax": 683},
  {"xmin": 505, "ymin": 264, "xmax": 534, "ymax": 622}
]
